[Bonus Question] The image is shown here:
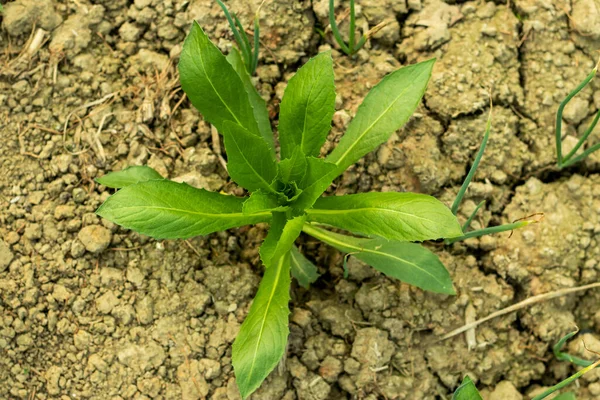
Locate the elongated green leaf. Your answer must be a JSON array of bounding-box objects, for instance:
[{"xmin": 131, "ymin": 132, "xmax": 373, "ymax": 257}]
[
  {"xmin": 277, "ymin": 148, "xmax": 307, "ymax": 184},
  {"xmin": 96, "ymin": 166, "xmax": 163, "ymax": 189},
  {"xmin": 452, "ymin": 376, "xmax": 483, "ymax": 400},
  {"xmin": 279, "ymin": 52, "xmax": 336, "ymax": 159},
  {"xmin": 232, "ymin": 252, "xmax": 291, "ymax": 399},
  {"xmin": 96, "ymin": 180, "xmax": 269, "ymax": 239},
  {"xmin": 260, "ymin": 213, "xmax": 306, "ymax": 267},
  {"xmin": 291, "ymin": 157, "xmax": 338, "ymax": 211},
  {"xmin": 290, "ymin": 246, "xmax": 320, "ymax": 288},
  {"xmin": 179, "ymin": 22, "xmax": 264, "ymax": 142},
  {"xmin": 302, "ymin": 224, "xmax": 454, "ymax": 294},
  {"xmin": 554, "ymin": 394, "xmax": 576, "ymax": 400},
  {"xmin": 326, "ymin": 59, "xmax": 435, "ymax": 175},
  {"xmin": 222, "ymin": 121, "xmax": 278, "ymax": 193},
  {"xmin": 243, "ymin": 190, "xmax": 288, "ymax": 214},
  {"xmin": 307, "ymin": 192, "xmax": 462, "ymax": 242},
  {"xmin": 226, "ymin": 47, "xmax": 274, "ymax": 154}
]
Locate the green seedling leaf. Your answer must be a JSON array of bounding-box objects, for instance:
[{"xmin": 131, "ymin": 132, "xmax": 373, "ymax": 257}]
[
  {"xmin": 326, "ymin": 59, "xmax": 435, "ymax": 175},
  {"xmin": 260, "ymin": 213, "xmax": 306, "ymax": 267},
  {"xmin": 554, "ymin": 330, "xmax": 594, "ymax": 367},
  {"xmin": 554, "ymin": 393, "xmax": 576, "ymax": 400},
  {"xmin": 303, "ymin": 224, "xmax": 455, "ymax": 294},
  {"xmin": 279, "ymin": 52, "xmax": 336, "ymax": 159},
  {"xmin": 232, "ymin": 252, "xmax": 291, "ymax": 399},
  {"xmin": 277, "ymin": 148, "xmax": 307, "ymax": 184},
  {"xmin": 226, "ymin": 48, "xmax": 274, "ymax": 153},
  {"xmin": 179, "ymin": 22, "xmax": 268, "ymax": 148},
  {"xmin": 291, "ymin": 157, "xmax": 338, "ymax": 211},
  {"xmin": 452, "ymin": 376, "xmax": 483, "ymax": 400},
  {"xmin": 290, "ymin": 246, "xmax": 320, "ymax": 288},
  {"xmin": 307, "ymin": 192, "xmax": 463, "ymax": 242},
  {"xmin": 97, "ymin": 180, "xmax": 270, "ymax": 239},
  {"xmin": 243, "ymin": 190, "xmax": 289, "ymax": 214},
  {"xmin": 222, "ymin": 121, "xmax": 278, "ymax": 193},
  {"xmin": 95, "ymin": 166, "xmax": 163, "ymax": 189}
]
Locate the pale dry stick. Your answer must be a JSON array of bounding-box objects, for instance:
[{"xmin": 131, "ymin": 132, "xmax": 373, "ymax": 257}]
[
  {"xmin": 62, "ymin": 91, "xmax": 119, "ymax": 153},
  {"xmin": 91, "ymin": 113, "xmax": 113, "ymax": 162},
  {"xmin": 211, "ymin": 125, "xmax": 228, "ymax": 171},
  {"xmin": 441, "ymin": 282, "xmax": 600, "ymax": 341}
]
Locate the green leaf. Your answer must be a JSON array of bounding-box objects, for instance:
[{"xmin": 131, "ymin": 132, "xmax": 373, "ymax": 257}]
[
  {"xmin": 243, "ymin": 190, "xmax": 289, "ymax": 214},
  {"xmin": 279, "ymin": 52, "xmax": 336, "ymax": 159},
  {"xmin": 232, "ymin": 252, "xmax": 291, "ymax": 399},
  {"xmin": 326, "ymin": 59, "xmax": 435, "ymax": 175},
  {"xmin": 95, "ymin": 166, "xmax": 163, "ymax": 189},
  {"xmin": 290, "ymin": 246, "xmax": 320, "ymax": 288},
  {"xmin": 291, "ymin": 157, "xmax": 338, "ymax": 211},
  {"xmin": 226, "ymin": 47, "xmax": 274, "ymax": 154},
  {"xmin": 260, "ymin": 213, "xmax": 306, "ymax": 267},
  {"xmin": 554, "ymin": 394, "xmax": 577, "ymax": 400},
  {"xmin": 277, "ymin": 148, "xmax": 308, "ymax": 184},
  {"xmin": 222, "ymin": 121, "xmax": 278, "ymax": 193},
  {"xmin": 302, "ymin": 224, "xmax": 455, "ymax": 294},
  {"xmin": 96, "ymin": 180, "xmax": 270, "ymax": 239},
  {"xmin": 307, "ymin": 192, "xmax": 463, "ymax": 242},
  {"xmin": 179, "ymin": 22, "xmax": 265, "ymax": 143},
  {"xmin": 452, "ymin": 376, "xmax": 483, "ymax": 400}
]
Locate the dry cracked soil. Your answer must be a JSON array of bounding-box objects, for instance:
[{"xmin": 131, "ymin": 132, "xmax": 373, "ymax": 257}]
[{"xmin": 2, "ymin": 0, "xmax": 600, "ymax": 399}]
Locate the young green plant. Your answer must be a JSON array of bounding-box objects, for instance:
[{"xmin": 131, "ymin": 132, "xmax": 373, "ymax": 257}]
[
  {"xmin": 328, "ymin": 0, "xmax": 387, "ymax": 56},
  {"xmin": 96, "ymin": 21, "xmax": 464, "ymax": 398},
  {"xmin": 445, "ymin": 104, "xmax": 538, "ymax": 244},
  {"xmin": 452, "ymin": 331, "xmax": 600, "ymax": 400},
  {"xmin": 216, "ymin": 0, "xmax": 262, "ymax": 75},
  {"xmin": 555, "ymin": 63, "xmax": 600, "ymax": 168}
]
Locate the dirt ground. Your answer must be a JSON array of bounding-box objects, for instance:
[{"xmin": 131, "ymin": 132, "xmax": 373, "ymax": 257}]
[{"xmin": 2, "ymin": 0, "xmax": 600, "ymax": 399}]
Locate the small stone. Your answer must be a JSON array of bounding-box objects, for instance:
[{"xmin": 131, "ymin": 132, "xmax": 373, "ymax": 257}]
[
  {"xmin": 319, "ymin": 356, "xmax": 343, "ymax": 383},
  {"xmin": 117, "ymin": 342, "xmax": 166, "ymax": 371},
  {"xmin": 54, "ymin": 205, "xmax": 75, "ymax": 220},
  {"xmin": 112, "ymin": 304, "xmax": 135, "ymax": 325},
  {"xmin": 52, "ymin": 284, "xmax": 72, "ymax": 302},
  {"xmin": 198, "ymin": 358, "xmax": 221, "ymax": 380},
  {"xmin": 177, "ymin": 360, "xmax": 209, "ymax": 399},
  {"xmin": 0, "ymin": 241, "xmax": 14, "ymax": 272},
  {"xmin": 126, "ymin": 267, "xmax": 145, "ymax": 287},
  {"xmin": 100, "ymin": 267, "xmax": 123, "ymax": 287},
  {"xmin": 45, "ymin": 366, "xmax": 62, "ymax": 396},
  {"xmin": 563, "ymin": 97, "xmax": 589, "ymax": 125},
  {"xmin": 2, "ymin": 0, "xmax": 63, "ymax": 36},
  {"xmin": 16, "ymin": 333, "xmax": 33, "ymax": 348},
  {"xmin": 137, "ymin": 377, "xmax": 162, "ymax": 397},
  {"xmin": 351, "ymin": 328, "xmax": 395, "ymax": 368},
  {"xmin": 5, "ymin": 232, "xmax": 20, "ymax": 245},
  {"xmin": 70, "ymin": 240, "xmax": 86, "ymax": 258},
  {"xmin": 489, "ymin": 381, "xmax": 522, "ymax": 400},
  {"xmin": 72, "ymin": 188, "xmax": 86, "ymax": 203},
  {"xmin": 136, "ymin": 296, "xmax": 154, "ymax": 324},
  {"xmin": 119, "ymin": 22, "xmax": 143, "ymax": 42},
  {"xmin": 78, "ymin": 225, "xmax": 112, "ymax": 253},
  {"xmin": 24, "ymin": 224, "xmax": 42, "ymax": 240},
  {"xmin": 96, "ymin": 291, "xmax": 120, "ymax": 314},
  {"xmin": 74, "ymin": 330, "xmax": 92, "ymax": 350}
]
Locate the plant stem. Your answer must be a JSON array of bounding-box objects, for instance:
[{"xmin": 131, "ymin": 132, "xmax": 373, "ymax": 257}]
[
  {"xmin": 329, "ymin": 0, "xmax": 350, "ymax": 54},
  {"xmin": 445, "ymin": 220, "xmax": 530, "ymax": 244},
  {"xmin": 562, "ymin": 109, "xmax": 600, "ymax": 163},
  {"xmin": 451, "ymin": 106, "xmax": 492, "ymax": 215}
]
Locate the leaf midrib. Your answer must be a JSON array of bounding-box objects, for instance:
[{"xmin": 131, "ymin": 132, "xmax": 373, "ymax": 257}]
[
  {"xmin": 307, "ymin": 206, "xmax": 440, "ymax": 223},
  {"xmin": 244, "ymin": 254, "xmax": 285, "ymax": 387},
  {"xmin": 104, "ymin": 205, "xmax": 270, "ymax": 219}
]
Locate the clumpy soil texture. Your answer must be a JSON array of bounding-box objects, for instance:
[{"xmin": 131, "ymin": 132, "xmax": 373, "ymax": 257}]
[{"xmin": 2, "ymin": 0, "xmax": 600, "ymax": 399}]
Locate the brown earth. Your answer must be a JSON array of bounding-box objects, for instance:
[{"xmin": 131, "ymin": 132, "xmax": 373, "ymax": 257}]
[{"xmin": 2, "ymin": 0, "xmax": 600, "ymax": 399}]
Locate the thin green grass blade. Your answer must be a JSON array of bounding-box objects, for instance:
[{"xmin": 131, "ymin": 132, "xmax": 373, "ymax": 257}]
[
  {"xmin": 252, "ymin": 14, "xmax": 260, "ymax": 74},
  {"xmin": 563, "ymin": 142, "xmax": 600, "ymax": 168},
  {"xmin": 451, "ymin": 107, "xmax": 492, "ymax": 215},
  {"xmin": 216, "ymin": 0, "xmax": 251, "ymax": 67},
  {"xmin": 234, "ymin": 14, "xmax": 253, "ymax": 73},
  {"xmin": 563, "ymin": 109, "xmax": 600, "ymax": 163},
  {"xmin": 348, "ymin": 0, "xmax": 356, "ymax": 54},
  {"xmin": 329, "ymin": 0, "xmax": 350, "ymax": 54},
  {"xmin": 554, "ymin": 330, "xmax": 594, "ymax": 367},
  {"xmin": 532, "ymin": 359, "xmax": 600, "ymax": 400},
  {"xmin": 462, "ymin": 200, "xmax": 486, "ymax": 232},
  {"xmin": 556, "ymin": 66, "xmax": 597, "ymax": 167}
]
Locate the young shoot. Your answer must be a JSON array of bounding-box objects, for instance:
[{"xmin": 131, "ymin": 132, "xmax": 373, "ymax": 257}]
[
  {"xmin": 556, "ymin": 62, "xmax": 600, "ymax": 169},
  {"xmin": 328, "ymin": 0, "xmax": 387, "ymax": 56},
  {"xmin": 216, "ymin": 0, "xmax": 262, "ymax": 75},
  {"xmin": 96, "ymin": 19, "xmax": 465, "ymax": 399},
  {"xmin": 445, "ymin": 103, "xmax": 540, "ymax": 245}
]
